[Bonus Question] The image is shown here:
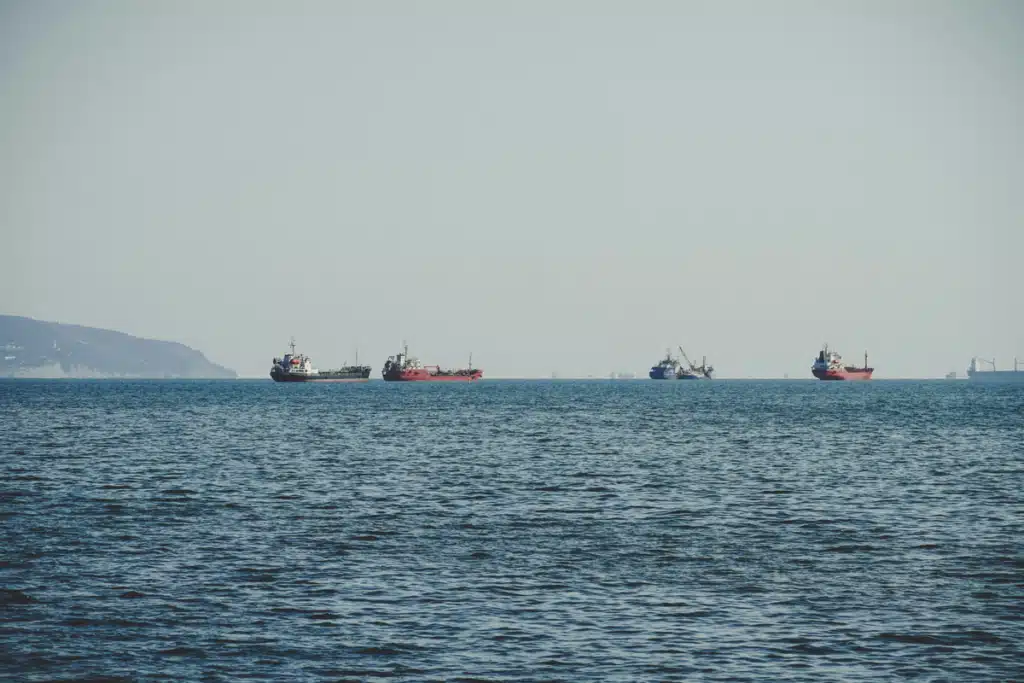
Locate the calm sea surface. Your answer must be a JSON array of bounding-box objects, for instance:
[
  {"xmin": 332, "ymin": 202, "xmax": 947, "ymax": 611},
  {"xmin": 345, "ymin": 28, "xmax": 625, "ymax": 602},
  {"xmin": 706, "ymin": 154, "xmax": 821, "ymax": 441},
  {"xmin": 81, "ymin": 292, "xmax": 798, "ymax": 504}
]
[{"xmin": 2, "ymin": 379, "xmax": 1022, "ymax": 682}]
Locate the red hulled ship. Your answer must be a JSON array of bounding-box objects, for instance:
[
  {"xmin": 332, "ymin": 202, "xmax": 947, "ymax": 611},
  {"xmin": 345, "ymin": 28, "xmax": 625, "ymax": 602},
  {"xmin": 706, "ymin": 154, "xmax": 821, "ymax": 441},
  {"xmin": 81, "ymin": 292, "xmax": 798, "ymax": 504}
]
[
  {"xmin": 812, "ymin": 345, "xmax": 873, "ymax": 380},
  {"xmin": 382, "ymin": 344, "xmax": 482, "ymax": 382}
]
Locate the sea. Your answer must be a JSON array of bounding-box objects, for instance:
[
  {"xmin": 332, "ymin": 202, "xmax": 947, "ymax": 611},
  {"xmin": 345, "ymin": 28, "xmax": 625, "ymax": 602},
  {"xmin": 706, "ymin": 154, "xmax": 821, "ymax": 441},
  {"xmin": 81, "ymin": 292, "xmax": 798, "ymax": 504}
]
[{"xmin": 1, "ymin": 379, "xmax": 1021, "ymax": 682}]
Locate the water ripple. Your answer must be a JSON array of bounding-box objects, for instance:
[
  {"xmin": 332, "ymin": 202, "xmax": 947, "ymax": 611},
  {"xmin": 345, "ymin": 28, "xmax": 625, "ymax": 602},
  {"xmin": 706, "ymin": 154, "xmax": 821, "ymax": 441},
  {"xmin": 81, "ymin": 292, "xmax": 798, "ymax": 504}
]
[{"xmin": 1, "ymin": 379, "xmax": 1022, "ymax": 681}]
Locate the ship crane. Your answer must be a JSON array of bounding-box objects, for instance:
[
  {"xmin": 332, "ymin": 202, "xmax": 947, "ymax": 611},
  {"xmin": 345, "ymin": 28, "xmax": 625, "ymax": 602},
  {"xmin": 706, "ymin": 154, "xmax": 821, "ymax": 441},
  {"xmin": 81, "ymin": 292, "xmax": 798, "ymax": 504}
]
[{"xmin": 678, "ymin": 346, "xmax": 710, "ymax": 373}]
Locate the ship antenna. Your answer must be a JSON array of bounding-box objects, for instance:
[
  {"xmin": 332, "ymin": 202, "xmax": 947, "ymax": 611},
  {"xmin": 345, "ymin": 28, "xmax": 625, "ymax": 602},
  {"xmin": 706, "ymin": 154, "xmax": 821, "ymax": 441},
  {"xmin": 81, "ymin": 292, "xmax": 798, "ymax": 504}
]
[
  {"xmin": 469, "ymin": 351, "xmax": 473, "ymax": 370},
  {"xmin": 865, "ymin": 350, "xmax": 868, "ymax": 370}
]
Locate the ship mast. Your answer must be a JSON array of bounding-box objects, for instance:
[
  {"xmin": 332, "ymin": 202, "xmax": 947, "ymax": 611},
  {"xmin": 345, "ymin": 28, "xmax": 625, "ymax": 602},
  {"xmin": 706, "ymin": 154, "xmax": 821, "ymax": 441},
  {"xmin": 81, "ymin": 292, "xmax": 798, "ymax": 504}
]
[{"xmin": 290, "ymin": 337, "xmax": 296, "ymax": 355}]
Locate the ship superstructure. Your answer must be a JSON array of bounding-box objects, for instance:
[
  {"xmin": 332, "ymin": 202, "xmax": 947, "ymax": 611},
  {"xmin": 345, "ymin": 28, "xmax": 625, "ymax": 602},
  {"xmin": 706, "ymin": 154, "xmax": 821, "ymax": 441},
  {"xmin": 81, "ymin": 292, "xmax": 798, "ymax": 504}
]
[
  {"xmin": 649, "ymin": 349, "xmax": 679, "ymax": 379},
  {"xmin": 382, "ymin": 344, "xmax": 482, "ymax": 381},
  {"xmin": 270, "ymin": 338, "xmax": 372, "ymax": 382},
  {"xmin": 811, "ymin": 344, "xmax": 873, "ymax": 380}
]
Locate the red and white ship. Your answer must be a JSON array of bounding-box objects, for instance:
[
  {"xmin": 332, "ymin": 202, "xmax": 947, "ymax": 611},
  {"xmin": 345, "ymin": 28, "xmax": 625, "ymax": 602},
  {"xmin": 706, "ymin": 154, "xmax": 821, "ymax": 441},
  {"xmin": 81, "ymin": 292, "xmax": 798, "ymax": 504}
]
[
  {"xmin": 812, "ymin": 345, "xmax": 873, "ymax": 380},
  {"xmin": 382, "ymin": 344, "xmax": 482, "ymax": 382}
]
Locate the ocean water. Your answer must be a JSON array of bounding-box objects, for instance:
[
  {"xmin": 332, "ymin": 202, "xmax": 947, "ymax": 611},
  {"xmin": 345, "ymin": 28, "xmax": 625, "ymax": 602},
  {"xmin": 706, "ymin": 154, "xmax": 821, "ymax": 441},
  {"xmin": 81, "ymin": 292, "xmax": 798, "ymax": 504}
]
[{"xmin": 1, "ymin": 379, "xmax": 1021, "ymax": 682}]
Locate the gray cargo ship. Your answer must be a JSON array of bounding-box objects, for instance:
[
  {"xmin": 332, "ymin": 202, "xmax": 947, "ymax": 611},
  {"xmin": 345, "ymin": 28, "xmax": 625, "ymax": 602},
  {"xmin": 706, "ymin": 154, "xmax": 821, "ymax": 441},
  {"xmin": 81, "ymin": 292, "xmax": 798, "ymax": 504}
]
[
  {"xmin": 966, "ymin": 357, "xmax": 1024, "ymax": 382},
  {"xmin": 271, "ymin": 339, "xmax": 371, "ymax": 382}
]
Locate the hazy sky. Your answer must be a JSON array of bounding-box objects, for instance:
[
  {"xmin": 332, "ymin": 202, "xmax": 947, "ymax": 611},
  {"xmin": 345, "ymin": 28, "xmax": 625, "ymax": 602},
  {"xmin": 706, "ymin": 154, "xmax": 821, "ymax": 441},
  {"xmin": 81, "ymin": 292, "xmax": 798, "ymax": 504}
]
[{"xmin": 2, "ymin": 1, "xmax": 1021, "ymax": 378}]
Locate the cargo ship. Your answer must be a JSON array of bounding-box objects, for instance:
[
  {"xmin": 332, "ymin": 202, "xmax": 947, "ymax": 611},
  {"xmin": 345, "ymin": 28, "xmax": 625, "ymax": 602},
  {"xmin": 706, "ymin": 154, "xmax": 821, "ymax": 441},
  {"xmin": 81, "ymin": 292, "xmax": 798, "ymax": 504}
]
[
  {"xmin": 812, "ymin": 345, "xmax": 873, "ymax": 380},
  {"xmin": 649, "ymin": 346, "xmax": 714, "ymax": 380},
  {"xmin": 966, "ymin": 357, "xmax": 1024, "ymax": 382},
  {"xmin": 382, "ymin": 344, "xmax": 482, "ymax": 381},
  {"xmin": 270, "ymin": 339, "xmax": 372, "ymax": 382}
]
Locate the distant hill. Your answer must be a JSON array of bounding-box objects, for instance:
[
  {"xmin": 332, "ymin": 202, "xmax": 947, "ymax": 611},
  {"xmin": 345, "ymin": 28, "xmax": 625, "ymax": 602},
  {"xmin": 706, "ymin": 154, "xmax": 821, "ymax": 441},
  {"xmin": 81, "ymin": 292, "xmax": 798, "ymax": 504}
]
[{"xmin": 0, "ymin": 315, "xmax": 236, "ymax": 378}]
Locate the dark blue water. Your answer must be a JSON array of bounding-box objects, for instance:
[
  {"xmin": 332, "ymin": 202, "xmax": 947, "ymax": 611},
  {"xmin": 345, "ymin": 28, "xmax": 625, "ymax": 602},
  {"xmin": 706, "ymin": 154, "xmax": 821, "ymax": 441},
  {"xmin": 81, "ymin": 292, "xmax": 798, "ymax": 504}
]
[{"xmin": 2, "ymin": 379, "xmax": 1022, "ymax": 681}]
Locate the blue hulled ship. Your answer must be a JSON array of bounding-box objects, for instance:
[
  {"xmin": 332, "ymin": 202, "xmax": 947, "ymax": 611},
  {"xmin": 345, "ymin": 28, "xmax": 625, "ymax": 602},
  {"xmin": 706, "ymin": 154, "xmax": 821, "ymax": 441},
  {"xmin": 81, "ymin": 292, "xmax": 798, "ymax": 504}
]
[{"xmin": 649, "ymin": 350, "xmax": 679, "ymax": 379}]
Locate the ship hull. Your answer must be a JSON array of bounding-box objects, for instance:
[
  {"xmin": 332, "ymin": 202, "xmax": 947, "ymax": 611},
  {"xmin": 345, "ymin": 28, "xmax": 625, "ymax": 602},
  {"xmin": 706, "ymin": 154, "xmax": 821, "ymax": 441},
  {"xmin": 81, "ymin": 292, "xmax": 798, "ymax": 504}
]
[
  {"xmin": 812, "ymin": 369, "xmax": 873, "ymax": 381},
  {"xmin": 677, "ymin": 372, "xmax": 709, "ymax": 380},
  {"xmin": 271, "ymin": 370, "xmax": 370, "ymax": 382},
  {"xmin": 649, "ymin": 367, "xmax": 676, "ymax": 380},
  {"xmin": 966, "ymin": 370, "xmax": 1024, "ymax": 383},
  {"xmin": 383, "ymin": 370, "xmax": 482, "ymax": 382}
]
